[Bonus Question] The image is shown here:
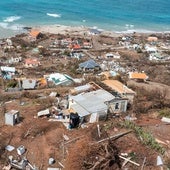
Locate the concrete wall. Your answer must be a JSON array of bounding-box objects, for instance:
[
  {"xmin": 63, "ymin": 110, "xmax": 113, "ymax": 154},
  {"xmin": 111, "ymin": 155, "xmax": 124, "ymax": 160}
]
[{"xmin": 108, "ymin": 100, "xmax": 128, "ymax": 113}]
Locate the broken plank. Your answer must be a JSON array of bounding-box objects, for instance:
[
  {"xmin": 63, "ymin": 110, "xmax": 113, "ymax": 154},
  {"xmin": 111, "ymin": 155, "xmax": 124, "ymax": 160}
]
[
  {"xmin": 141, "ymin": 157, "xmax": 146, "ymax": 170},
  {"xmin": 64, "ymin": 135, "xmax": 84, "ymax": 145},
  {"xmin": 122, "ymin": 157, "xmax": 131, "ymax": 167},
  {"xmin": 97, "ymin": 124, "xmax": 101, "ymax": 138},
  {"xmin": 58, "ymin": 162, "xmax": 65, "ymax": 168},
  {"xmin": 119, "ymin": 155, "xmax": 140, "ymax": 166},
  {"xmin": 96, "ymin": 130, "xmax": 132, "ymax": 144}
]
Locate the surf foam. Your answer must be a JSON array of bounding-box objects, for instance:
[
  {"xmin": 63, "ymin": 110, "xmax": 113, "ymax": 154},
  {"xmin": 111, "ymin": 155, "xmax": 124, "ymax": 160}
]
[
  {"xmin": 0, "ymin": 22, "xmax": 8, "ymax": 29},
  {"xmin": 3, "ymin": 16, "xmax": 21, "ymax": 23},
  {"xmin": 0, "ymin": 22, "xmax": 23, "ymax": 31},
  {"xmin": 46, "ymin": 13, "xmax": 61, "ymax": 18}
]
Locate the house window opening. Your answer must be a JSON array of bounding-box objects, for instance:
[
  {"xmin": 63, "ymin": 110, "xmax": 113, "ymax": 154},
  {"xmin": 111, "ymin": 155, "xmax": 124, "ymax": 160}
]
[{"xmin": 115, "ymin": 103, "xmax": 119, "ymax": 110}]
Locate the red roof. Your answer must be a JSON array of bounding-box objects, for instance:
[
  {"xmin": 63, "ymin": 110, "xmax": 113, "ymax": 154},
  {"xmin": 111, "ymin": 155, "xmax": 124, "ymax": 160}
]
[
  {"xmin": 25, "ymin": 58, "xmax": 40, "ymax": 65},
  {"xmin": 29, "ymin": 30, "xmax": 41, "ymax": 38},
  {"xmin": 69, "ymin": 44, "xmax": 81, "ymax": 50},
  {"xmin": 73, "ymin": 44, "xmax": 81, "ymax": 49}
]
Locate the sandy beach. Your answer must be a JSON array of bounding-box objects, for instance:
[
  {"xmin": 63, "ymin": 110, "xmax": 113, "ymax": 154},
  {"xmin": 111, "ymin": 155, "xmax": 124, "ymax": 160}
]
[
  {"xmin": 35, "ymin": 25, "xmax": 88, "ymax": 36},
  {"xmin": 1, "ymin": 24, "xmax": 169, "ymax": 39},
  {"xmin": 33, "ymin": 24, "xmax": 125, "ymax": 38},
  {"xmin": 33, "ymin": 24, "xmax": 170, "ymax": 39}
]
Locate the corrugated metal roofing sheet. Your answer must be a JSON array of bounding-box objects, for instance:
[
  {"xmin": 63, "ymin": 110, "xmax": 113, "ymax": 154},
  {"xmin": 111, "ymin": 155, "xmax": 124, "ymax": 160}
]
[
  {"xmin": 1, "ymin": 66, "xmax": 15, "ymax": 72},
  {"xmin": 70, "ymin": 104, "xmax": 90, "ymax": 117},
  {"xmin": 70, "ymin": 89, "xmax": 115, "ymax": 115}
]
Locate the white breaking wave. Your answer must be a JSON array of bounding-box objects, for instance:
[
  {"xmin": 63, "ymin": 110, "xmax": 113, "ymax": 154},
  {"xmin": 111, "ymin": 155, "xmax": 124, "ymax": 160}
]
[
  {"xmin": 116, "ymin": 29, "xmax": 157, "ymax": 34},
  {"xmin": 92, "ymin": 26, "xmax": 98, "ymax": 29},
  {"xmin": 46, "ymin": 13, "xmax": 61, "ymax": 18},
  {"xmin": 125, "ymin": 24, "xmax": 134, "ymax": 28},
  {"xmin": 3, "ymin": 16, "xmax": 21, "ymax": 23},
  {"xmin": 0, "ymin": 22, "xmax": 23, "ymax": 31},
  {"xmin": 9, "ymin": 24, "xmax": 24, "ymax": 31},
  {"xmin": 0, "ymin": 22, "xmax": 8, "ymax": 29}
]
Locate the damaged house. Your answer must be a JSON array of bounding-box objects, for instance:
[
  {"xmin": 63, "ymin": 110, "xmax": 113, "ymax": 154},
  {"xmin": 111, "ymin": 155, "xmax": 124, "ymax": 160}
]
[
  {"xmin": 24, "ymin": 58, "xmax": 41, "ymax": 68},
  {"xmin": 78, "ymin": 59, "xmax": 100, "ymax": 72},
  {"xmin": 29, "ymin": 29, "xmax": 43, "ymax": 40},
  {"xmin": 102, "ymin": 80, "xmax": 136, "ymax": 103},
  {"xmin": 68, "ymin": 82, "xmax": 128, "ymax": 123},
  {"xmin": 129, "ymin": 72, "xmax": 148, "ymax": 82},
  {"xmin": 0, "ymin": 66, "xmax": 16, "ymax": 79},
  {"xmin": 46, "ymin": 73, "xmax": 74, "ymax": 86},
  {"xmin": 22, "ymin": 79, "xmax": 37, "ymax": 90}
]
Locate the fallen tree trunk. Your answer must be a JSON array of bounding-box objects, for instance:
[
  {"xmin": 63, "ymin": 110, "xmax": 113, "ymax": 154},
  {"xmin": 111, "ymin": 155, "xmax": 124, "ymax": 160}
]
[{"xmin": 96, "ymin": 130, "xmax": 132, "ymax": 144}]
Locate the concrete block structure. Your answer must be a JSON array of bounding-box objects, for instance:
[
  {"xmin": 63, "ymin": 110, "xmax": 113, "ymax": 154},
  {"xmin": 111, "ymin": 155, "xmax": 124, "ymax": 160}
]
[{"xmin": 5, "ymin": 110, "xmax": 20, "ymax": 126}]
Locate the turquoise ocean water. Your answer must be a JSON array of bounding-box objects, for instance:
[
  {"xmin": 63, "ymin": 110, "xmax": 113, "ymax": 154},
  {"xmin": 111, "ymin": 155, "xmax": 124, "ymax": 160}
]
[{"xmin": 0, "ymin": 0, "xmax": 170, "ymax": 38}]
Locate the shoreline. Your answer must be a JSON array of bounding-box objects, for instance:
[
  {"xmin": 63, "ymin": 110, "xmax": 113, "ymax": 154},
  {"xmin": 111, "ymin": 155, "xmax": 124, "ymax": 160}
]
[
  {"xmin": 34, "ymin": 24, "xmax": 170, "ymax": 38},
  {"xmin": 0, "ymin": 24, "xmax": 170, "ymax": 39}
]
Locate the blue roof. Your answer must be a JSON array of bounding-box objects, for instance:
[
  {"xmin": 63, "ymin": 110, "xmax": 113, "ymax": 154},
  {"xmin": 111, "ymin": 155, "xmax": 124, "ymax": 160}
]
[{"xmin": 79, "ymin": 59, "xmax": 99, "ymax": 69}]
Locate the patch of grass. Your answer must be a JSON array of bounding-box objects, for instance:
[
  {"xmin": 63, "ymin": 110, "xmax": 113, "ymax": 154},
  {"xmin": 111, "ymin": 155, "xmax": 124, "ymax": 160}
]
[
  {"xmin": 128, "ymin": 151, "xmax": 137, "ymax": 160},
  {"xmin": 159, "ymin": 108, "xmax": 170, "ymax": 118},
  {"xmin": 7, "ymin": 79, "xmax": 18, "ymax": 88},
  {"xmin": 103, "ymin": 122, "xmax": 114, "ymax": 131}
]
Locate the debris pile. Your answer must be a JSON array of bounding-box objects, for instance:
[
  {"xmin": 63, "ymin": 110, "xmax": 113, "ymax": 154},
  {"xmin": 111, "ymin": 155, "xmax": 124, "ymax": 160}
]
[{"xmin": 83, "ymin": 141, "xmax": 121, "ymax": 170}]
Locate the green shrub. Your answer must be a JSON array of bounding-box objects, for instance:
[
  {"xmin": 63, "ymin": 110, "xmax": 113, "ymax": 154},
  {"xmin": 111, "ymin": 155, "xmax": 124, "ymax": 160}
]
[
  {"xmin": 159, "ymin": 109, "xmax": 170, "ymax": 118},
  {"xmin": 7, "ymin": 80, "xmax": 18, "ymax": 88}
]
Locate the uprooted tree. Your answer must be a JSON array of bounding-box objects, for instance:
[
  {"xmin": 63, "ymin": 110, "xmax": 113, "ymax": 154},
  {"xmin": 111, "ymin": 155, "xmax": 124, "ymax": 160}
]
[{"xmin": 64, "ymin": 137, "xmax": 121, "ymax": 170}]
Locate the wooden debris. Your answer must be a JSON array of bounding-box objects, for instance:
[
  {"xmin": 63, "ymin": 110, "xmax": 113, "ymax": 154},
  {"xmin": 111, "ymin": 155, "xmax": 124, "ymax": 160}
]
[
  {"xmin": 84, "ymin": 141, "xmax": 121, "ymax": 170},
  {"xmin": 155, "ymin": 138, "xmax": 168, "ymax": 146},
  {"xmin": 2, "ymin": 165, "xmax": 11, "ymax": 170},
  {"xmin": 24, "ymin": 127, "xmax": 32, "ymax": 138},
  {"xmin": 122, "ymin": 157, "xmax": 131, "ymax": 167},
  {"xmin": 89, "ymin": 158, "xmax": 106, "ymax": 170},
  {"xmin": 63, "ymin": 134, "xmax": 69, "ymax": 141},
  {"xmin": 58, "ymin": 162, "xmax": 65, "ymax": 168},
  {"xmin": 119, "ymin": 155, "xmax": 140, "ymax": 166},
  {"xmin": 96, "ymin": 130, "xmax": 132, "ymax": 144},
  {"xmin": 64, "ymin": 135, "xmax": 84, "ymax": 145},
  {"xmin": 97, "ymin": 124, "xmax": 101, "ymax": 138},
  {"xmin": 141, "ymin": 157, "xmax": 146, "ymax": 170}
]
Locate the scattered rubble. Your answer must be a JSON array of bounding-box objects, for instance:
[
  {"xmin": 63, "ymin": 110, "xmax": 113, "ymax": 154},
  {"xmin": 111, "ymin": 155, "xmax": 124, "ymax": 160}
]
[{"xmin": 0, "ymin": 30, "xmax": 170, "ymax": 169}]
